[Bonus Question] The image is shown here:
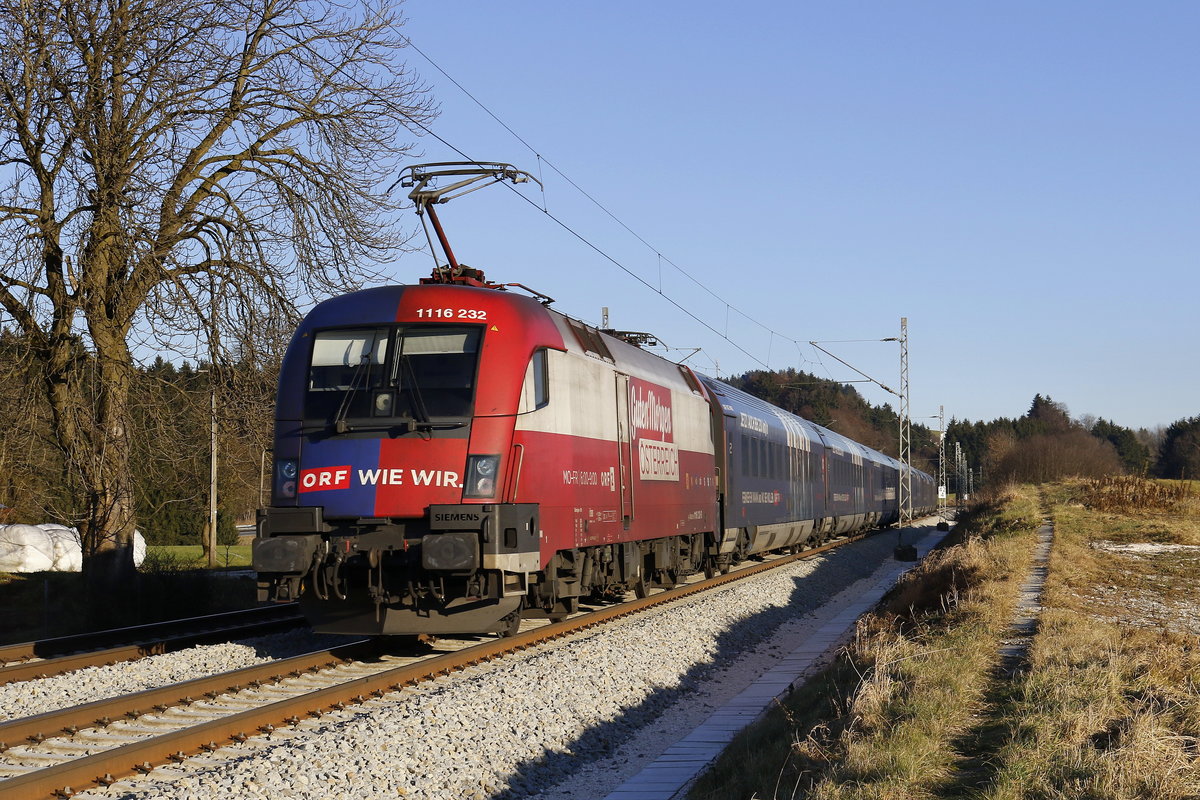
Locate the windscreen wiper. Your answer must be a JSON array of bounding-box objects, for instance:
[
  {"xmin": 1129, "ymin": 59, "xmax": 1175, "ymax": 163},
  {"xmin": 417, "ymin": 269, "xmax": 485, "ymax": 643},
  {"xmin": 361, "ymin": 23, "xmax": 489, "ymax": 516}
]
[
  {"xmin": 398, "ymin": 354, "xmax": 432, "ymax": 423},
  {"xmin": 412, "ymin": 420, "xmax": 467, "ymax": 430},
  {"xmin": 332, "ymin": 356, "xmax": 370, "ymax": 434}
]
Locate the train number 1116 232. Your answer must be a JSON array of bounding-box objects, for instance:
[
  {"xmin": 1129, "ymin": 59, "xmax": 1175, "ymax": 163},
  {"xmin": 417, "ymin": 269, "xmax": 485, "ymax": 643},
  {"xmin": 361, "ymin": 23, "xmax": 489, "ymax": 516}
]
[{"xmin": 413, "ymin": 308, "xmax": 488, "ymax": 321}]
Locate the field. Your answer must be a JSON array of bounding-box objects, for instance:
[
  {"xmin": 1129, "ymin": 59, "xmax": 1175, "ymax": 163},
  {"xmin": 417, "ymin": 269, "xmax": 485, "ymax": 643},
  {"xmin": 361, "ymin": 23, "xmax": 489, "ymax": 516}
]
[
  {"xmin": 143, "ymin": 544, "xmax": 253, "ymax": 569},
  {"xmin": 690, "ymin": 479, "xmax": 1200, "ymax": 800}
]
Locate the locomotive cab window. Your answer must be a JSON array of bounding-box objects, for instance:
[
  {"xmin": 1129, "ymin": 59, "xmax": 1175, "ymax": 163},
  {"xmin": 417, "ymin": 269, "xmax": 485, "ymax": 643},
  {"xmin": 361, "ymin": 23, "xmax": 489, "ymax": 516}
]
[
  {"xmin": 309, "ymin": 328, "xmax": 388, "ymax": 392},
  {"xmin": 391, "ymin": 328, "xmax": 481, "ymax": 419},
  {"xmin": 305, "ymin": 325, "xmax": 482, "ymax": 425},
  {"xmin": 517, "ymin": 349, "xmax": 550, "ymax": 413}
]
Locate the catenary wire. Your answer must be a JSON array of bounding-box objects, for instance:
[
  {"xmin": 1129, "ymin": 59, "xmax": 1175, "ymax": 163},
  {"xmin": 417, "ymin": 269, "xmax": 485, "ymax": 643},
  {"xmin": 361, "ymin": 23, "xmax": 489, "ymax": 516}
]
[
  {"xmin": 396, "ymin": 115, "xmax": 772, "ymax": 370},
  {"xmin": 400, "ymin": 34, "xmax": 822, "ymax": 373}
]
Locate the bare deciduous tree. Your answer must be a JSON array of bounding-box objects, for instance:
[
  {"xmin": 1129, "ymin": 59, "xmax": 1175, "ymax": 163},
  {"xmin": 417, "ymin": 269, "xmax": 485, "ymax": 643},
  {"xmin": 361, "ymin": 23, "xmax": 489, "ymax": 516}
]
[
  {"xmin": 992, "ymin": 431, "xmax": 1123, "ymax": 485},
  {"xmin": 0, "ymin": 0, "xmax": 434, "ymax": 577}
]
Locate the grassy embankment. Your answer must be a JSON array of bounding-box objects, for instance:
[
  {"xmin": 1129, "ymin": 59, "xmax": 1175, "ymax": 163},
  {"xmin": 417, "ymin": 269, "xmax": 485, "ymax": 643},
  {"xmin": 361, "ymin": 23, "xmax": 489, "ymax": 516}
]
[
  {"xmin": 144, "ymin": 544, "xmax": 253, "ymax": 568},
  {"xmin": 690, "ymin": 478, "xmax": 1200, "ymax": 800}
]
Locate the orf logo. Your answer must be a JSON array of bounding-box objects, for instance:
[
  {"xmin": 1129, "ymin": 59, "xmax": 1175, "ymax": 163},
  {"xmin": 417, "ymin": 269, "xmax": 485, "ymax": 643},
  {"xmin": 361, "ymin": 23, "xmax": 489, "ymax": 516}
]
[{"xmin": 299, "ymin": 465, "xmax": 352, "ymax": 492}]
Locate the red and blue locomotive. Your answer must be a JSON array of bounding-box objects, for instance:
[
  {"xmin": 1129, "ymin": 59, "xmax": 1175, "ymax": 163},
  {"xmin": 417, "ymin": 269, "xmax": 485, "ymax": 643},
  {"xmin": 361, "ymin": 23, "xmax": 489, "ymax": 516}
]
[{"xmin": 253, "ymin": 271, "xmax": 936, "ymax": 636}]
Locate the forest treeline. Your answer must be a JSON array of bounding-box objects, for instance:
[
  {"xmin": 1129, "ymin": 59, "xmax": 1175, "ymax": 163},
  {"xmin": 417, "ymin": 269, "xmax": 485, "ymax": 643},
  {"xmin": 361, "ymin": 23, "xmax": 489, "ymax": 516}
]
[
  {"xmin": 2, "ymin": 347, "xmax": 1196, "ymax": 548},
  {"xmin": 0, "ymin": 330, "xmax": 276, "ymax": 546},
  {"xmin": 725, "ymin": 369, "xmax": 1200, "ymax": 488},
  {"xmin": 947, "ymin": 396, "xmax": 1199, "ymax": 486}
]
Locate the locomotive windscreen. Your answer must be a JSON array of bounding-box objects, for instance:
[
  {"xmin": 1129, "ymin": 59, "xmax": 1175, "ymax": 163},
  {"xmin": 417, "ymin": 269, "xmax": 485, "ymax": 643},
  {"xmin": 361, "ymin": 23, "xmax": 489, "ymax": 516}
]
[{"xmin": 305, "ymin": 325, "xmax": 482, "ymax": 425}]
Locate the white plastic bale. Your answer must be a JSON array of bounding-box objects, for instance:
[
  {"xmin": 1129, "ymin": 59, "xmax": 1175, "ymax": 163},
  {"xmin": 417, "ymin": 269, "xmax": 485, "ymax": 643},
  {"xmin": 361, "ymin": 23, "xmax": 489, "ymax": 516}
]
[
  {"xmin": 0, "ymin": 524, "xmax": 56, "ymax": 573},
  {"xmin": 132, "ymin": 530, "xmax": 146, "ymax": 567},
  {"xmin": 0, "ymin": 524, "xmax": 146, "ymax": 572},
  {"xmin": 38, "ymin": 524, "xmax": 84, "ymax": 572}
]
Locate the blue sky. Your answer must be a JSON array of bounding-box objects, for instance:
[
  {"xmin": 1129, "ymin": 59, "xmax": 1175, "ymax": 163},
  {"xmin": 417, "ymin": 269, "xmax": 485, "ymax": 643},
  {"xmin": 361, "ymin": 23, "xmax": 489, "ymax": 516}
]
[{"xmin": 393, "ymin": 1, "xmax": 1197, "ymax": 431}]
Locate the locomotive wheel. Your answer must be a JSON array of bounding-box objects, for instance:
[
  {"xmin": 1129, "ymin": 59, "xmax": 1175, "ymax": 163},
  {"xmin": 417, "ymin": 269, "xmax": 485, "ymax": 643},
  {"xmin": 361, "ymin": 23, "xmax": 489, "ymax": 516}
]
[
  {"xmin": 497, "ymin": 607, "xmax": 522, "ymax": 638},
  {"xmin": 632, "ymin": 574, "xmax": 649, "ymax": 599},
  {"xmin": 704, "ymin": 559, "xmax": 717, "ymax": 580}
]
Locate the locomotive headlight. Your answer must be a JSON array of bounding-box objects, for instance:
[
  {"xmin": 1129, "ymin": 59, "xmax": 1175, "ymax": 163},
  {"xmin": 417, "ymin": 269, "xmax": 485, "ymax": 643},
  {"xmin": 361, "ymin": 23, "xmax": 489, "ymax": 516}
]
[
  {"xmin": 373, "ymin": 390, "xmax": 394, "ymax": 417},
  {"xmin": 275, "ymin": 459, "xmax": 299, "ymax": 500},
  {"xmin": 463, "ymin": 455, "xmax": 500, "ymax": 499}
]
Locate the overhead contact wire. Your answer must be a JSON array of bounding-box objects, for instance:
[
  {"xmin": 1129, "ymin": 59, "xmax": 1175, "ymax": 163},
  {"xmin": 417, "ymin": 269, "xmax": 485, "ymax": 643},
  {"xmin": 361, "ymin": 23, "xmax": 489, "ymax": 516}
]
[{"xmin": 402, "ymin": 35, "xmax": 815, "ymax": 371}]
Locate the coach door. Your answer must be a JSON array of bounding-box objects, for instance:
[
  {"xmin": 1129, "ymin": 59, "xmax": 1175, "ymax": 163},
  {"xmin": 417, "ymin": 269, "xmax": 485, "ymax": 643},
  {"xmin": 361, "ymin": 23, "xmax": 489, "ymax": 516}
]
[{"xmin": 615, "ymin": 373, "xmax": 634, "ymax": 528}]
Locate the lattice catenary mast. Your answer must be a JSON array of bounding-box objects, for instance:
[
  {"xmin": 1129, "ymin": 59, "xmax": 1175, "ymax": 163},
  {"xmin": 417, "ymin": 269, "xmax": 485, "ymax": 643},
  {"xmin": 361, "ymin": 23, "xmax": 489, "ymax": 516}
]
[
  {"xmin": 937, "ymin": 404, "xmax": 947, "ymax": 510},
  {"xmin": 898, "ymin": 317, "xmax": 912, "ymax": 528}
]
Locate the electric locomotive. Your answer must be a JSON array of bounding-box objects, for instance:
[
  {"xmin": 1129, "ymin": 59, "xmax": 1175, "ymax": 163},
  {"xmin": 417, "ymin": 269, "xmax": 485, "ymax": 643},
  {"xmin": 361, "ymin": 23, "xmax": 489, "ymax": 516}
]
[
  {"xmin": 253, "ymin": 276, "xmax": 726, "ymax": 634},
  {"xmin": 252, "ymin": 162, "xmax": 936, "ymax": 637}
]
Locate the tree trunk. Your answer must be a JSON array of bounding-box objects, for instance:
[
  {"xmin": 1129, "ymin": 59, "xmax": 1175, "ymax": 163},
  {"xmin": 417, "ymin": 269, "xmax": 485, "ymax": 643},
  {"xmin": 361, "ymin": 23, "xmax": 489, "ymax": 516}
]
[
  {"xmin": 88, "ymin": 329, "xmax": 138, "ymax": 582},
  {"xmin": 42, "ymin": 322, "xmax": 138, "ymax": 584}
]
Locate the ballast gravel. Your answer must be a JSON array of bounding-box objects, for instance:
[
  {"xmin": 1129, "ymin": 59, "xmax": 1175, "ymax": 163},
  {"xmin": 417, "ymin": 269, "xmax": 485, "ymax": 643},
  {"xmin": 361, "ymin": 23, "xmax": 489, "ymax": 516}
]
[
  {"xmin": 60, "ymin": 531, "xmax": 914, "ymax": 800},
  {"xmin": 0, "ymin": 629, "xmax": 353, "ymax": 723}
]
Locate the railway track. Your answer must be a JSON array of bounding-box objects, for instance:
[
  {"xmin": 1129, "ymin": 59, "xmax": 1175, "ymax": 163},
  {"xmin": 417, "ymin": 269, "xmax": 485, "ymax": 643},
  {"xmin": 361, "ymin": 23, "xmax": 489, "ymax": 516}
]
[
  {"xmin": 0, "ymin": 605, "xmax": 304, "ymax": 686},
  {"xmin": 0, "ymin": 530, "xmax": 881, "ymax": 800}
]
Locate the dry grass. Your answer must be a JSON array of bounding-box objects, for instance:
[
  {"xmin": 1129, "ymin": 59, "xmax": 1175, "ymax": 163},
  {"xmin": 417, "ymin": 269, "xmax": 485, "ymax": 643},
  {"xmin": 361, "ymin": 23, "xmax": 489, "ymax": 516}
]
[
  {"xmin": 689, "ymin": 488, "xmax": 1042, "ymax": 800},
  {"xmin": 689, "ymin": 482, "xmax": 1200, "ymax": 799},
  {"xmin": 1079, "ymin": 476, "xmax": 1194, "ymax": 514},
  {"xmin": 801, "ymin": 491, "xmax": 1041, "ymax": 800},
  {"xmin": 977, "ymin": 480, "xmax": 1200, "ymax": 799}
]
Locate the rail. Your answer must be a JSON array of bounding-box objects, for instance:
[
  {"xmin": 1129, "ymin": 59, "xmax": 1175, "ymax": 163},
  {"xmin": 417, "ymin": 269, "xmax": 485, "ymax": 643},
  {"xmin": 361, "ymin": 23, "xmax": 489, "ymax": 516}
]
[
  {"xmin": 1, "ymin": 528, "xmax": 892, "ymax": 799},
  {"xmin": 0, "ymin": 605, "xmax": 303, "ymax": 686}
]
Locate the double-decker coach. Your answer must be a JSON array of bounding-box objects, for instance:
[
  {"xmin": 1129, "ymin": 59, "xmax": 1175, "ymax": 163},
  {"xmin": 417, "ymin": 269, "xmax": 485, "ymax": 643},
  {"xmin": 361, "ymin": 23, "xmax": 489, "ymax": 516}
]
[{"xmin": 698, "ymin": 377, "xmax": 911, "ymax": 567}]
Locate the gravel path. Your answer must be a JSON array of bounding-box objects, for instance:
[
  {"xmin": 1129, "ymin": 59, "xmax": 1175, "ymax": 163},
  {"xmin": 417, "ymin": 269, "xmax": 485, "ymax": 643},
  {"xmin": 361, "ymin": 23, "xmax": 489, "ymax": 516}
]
[{"xmin": 67, "ymin": 531, "xmax": 910, "ymax": 800}]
